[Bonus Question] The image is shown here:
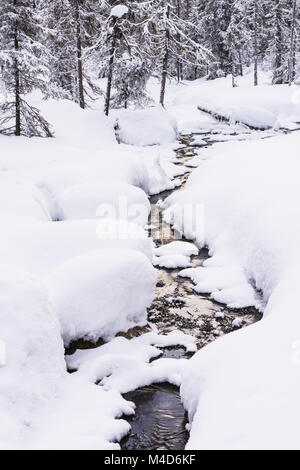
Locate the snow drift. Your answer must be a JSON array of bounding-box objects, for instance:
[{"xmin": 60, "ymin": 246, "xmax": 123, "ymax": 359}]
[
  {"xmin": 163, "ymin": 131, "xmax": 300, "ymax": 449},
  {"xmin": 115, "ymin": 106, "xmax": 178, "ymax": 146}
]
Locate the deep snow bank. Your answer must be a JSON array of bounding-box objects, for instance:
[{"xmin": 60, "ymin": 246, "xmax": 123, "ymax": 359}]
[
  {"xmin": 164, "ymin": 131, "xmax": 300, "ymax": 449},
  {"xmin": 173, "ymin": 72, "xmax": 300, "ymax": 128},
  {"xmin": 115, "ymin": 106, "xmax": 178, "ymax": 146},
  {"xmin": 47, "ymin": 249, "xmax": 156, "ymax": 345}
]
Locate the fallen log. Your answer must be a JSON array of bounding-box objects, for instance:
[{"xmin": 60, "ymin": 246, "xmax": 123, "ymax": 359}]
[{"xmin": 197, "ymin": 103, "xmax": 276, "ymax": 131}]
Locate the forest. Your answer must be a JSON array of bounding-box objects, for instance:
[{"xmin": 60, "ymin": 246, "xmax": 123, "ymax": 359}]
[{"xmin": 0, "ymin": 0, "xmax": 298, "ymax": 135}]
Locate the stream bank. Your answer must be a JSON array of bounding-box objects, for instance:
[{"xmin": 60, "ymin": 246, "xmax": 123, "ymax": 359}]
[{"xmin": 120, "ymin": 129, "xmax": 263, "ymax": 450}]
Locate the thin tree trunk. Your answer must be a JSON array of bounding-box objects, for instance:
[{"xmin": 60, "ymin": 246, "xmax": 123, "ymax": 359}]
[
  {"xmin": 273, "ymin": 0, "xmax": 283, "ymax": 84},
  {"xmin": 254, "ymin": 2, "xmax": 258, "ymax": 86},
  {"xmin": 288, "ymin": 0, "xmax": 297, "ymax": 86},
  {"xmin": 231, "ymin": 57, "xmax": 236, "ymax": 88},
  {"xmin": 160, "ymin": 6, "xmax": 170, "ymax": 107},
  {"xmin": 105, "ymin": 19, "xmax": 117, "ymax": 116},
  {"xmin": 75, "ymin": 0, "xmax": 85, "ymax": 109},
  {"xmin": 14, "ymin": 0, "xmax": 20, "ymax": 136},
  {"xmin": 238, "ymin": 50, "xmax": 243, "ymax": 76},
  {"xmin": 176, "ymin": 0, "xmax": 181, "ymax": 83}
]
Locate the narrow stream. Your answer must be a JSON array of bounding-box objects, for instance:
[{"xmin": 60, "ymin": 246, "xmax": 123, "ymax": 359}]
[{"xmin": 120, "ymin": 128, "xmax": 264, "ymax": 450}]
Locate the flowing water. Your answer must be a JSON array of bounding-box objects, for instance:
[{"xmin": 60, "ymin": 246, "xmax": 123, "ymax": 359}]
[{"xmin": 120, "ymin": 128, "xmax": 264, "ymax": 450}]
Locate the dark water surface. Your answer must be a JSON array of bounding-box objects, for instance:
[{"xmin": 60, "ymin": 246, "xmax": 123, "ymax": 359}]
[{"xmin": 121, "ymin": 382, "xmax": 189, "ymax": 451}]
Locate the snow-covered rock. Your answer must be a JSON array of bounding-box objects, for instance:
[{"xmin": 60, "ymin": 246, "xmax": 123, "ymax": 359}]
[
  {"xmin": 155, "ymin": 241, "xmax": 199, "ymax": 258},
  {"xmin": 153, "ymin": 254, "xmax": 192, "ymax": 269},
  {"xmin": 115, "ymin": 106, "xmax": 178, "ymax": 146},
  {"xmin": 197, "ymin": 102, "xmax": 277, "ymax": 130}
]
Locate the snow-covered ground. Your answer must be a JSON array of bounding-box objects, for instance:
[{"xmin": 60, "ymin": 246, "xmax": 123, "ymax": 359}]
[
  {"xmin": 1, "ymin": 67, "xmax": 300, "ymax": 449},
  {"xmin": 161, "ymin": 72, "xmax": 300, "ymax": 449}
]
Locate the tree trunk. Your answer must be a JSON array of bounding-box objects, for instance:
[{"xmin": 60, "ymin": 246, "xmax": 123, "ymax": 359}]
[
  {"xmin": 105, "ymin": 19, "xmax": 117, "ymax": 116},
  {"xmin": 273, "ymin": 0, "xmax": 283, "ymax": 84},
  {"xmin": 176, "ymin": 0, "xmax": 182, "ymax": 83},
  {"xmin": 238, "ymin": 50, "xmax": 243, "ymax": 76},
  {"xmin": 231, "ymin": 58, "xmax": 237, "ymax": 88},
  {"xmin": 253, "ymin": 2, "xmax": 258, "ymax": 86},
  {"xmin": 75, "ymin": 0, "xmax": 85, "ymax": 109},
  {"xmin": 288, "ymin": 0, "xmax": 297, "ymax": 86},
  {"xmin": 14, "ymin": 0, "xmax": 20, "ymax": 136},
  {"xmin": 159, "ymin": 6, "xmax": 170, "ymax": 107}
]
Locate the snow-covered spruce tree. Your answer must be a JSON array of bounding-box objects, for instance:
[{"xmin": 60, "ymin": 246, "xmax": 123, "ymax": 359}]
[
  {"xmin": 144, "ymin": 0, "xmax": 211, "ymax": 106},
  {"xmin": 45, "ymin": 0, "xmax": 78, "ymax": 102},
  {"xmin": 46, "ymin": 0, "xmax": 102, "ymax": 108},
  {"xmin": 244, "ymin": 0, "xmax": 266, "ymax": 86},
  {"xmin": 179, "ymin": 0, "xmax": 210, "ymax": 80},
  {"xmin": 100, "ymin": 2, "xmax": 152, "ymax": 115},
  {"xmin": 268, "ymin": 0, "xmax": 291, "ymax": 84},
  {"xmin": 224, "ymin": 0, "xmax": 248, "ymax": 86},
  {"xmin": 102, "ymin": 4, "xmax": 129, "ymax": 115},
  {"xmin": 0, "ymin": 0, "xmax": 53, "ymax": 137},
  {"xmin": 199, "ymin": 0, "xmax": 233, "ymax": 79}
]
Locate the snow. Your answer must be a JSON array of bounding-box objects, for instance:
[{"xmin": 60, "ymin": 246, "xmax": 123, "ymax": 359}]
[
  {"xmin": 0, "ymin": 178, "xmax": 51, "ymax": 221},
  {"xmin": 0, "ymin": 95, "xmax": 163, "ymax": 449},
  {"xmin": 215, "ymin": 311, "xmax": 224, "ymax": 319},
  {"xmin": 153, "ymin": 254, "xmax": 192, "ymax": 269},
  {"xmin": 110, "ymin": 4, "xmax": 128, "ymax": 18},
  {"xmin": 0, "ymin": 267, "xmax": 65, "ymax": 449},
  {"xmin": 232, "ymin": 317, "xmax": 243, "ymax": 328},
  {"xmin": 197, "ymin": 102, "xmax": 277, "ymax": 130},
  {"xmin": 2, "ymin": 69, "xmax": 300, "ymax": 450},
  {"xmin": 115, "ymin": 106, "xmax": 178, "ymax": 146},
  {"xmin": 179, "ymin": 265, "xmax": 257, "ymax": 308},
  {"xmin": 59, "ymin": 182, "xmax": 150, "ymax": 226},
  {"xmin": 165, "ymin": 129, "xmax": 300, "ymax": 449},
  {"xmin": 155, "ymin": 240, "xmax": 199, "ymax": 257},
  {"xmin": 153, "ymin": 240, "xmax": 199, "ymax": 269},
  {"xmin": 172, "ymin": 71, "xmax": 300, "ymax": 128},
  {"xmin": 66, "ymin": 330, "xmax": 196, "ymax": 394},
  {"xmin": 0, "ymin": 218, "xmax": 153, "ymax": 274},
  {"xmin": 47, "ymin": 249, "xmax": 156, "ymax": 346}
]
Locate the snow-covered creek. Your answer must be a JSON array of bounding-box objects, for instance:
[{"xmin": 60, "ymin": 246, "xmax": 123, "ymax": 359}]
[{"xmin": 120, "ymin": 130, "xmax": 263, "ymax": 450}]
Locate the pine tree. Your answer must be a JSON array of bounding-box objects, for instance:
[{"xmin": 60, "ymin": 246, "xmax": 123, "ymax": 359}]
[
  {"xmin": 245, "ymin": 0, "xmax": 266, "ymax": 85},
  {"xmin": 144, "ymin": 0, "xmax": 211, "ymax": 105},
  {"xmin": 46, "ymin": 0, "xmax": 101, "ymax": 108},
  {"xmin": 0, "ymin": 0, "xmax": 53, "ymax": 137},
  {"xmin": 200, "ymin": 0, "xmax": 233, "ymax": 79}
]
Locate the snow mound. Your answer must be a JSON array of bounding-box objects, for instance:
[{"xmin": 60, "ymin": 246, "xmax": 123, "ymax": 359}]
[
  {"xmin": 66, "ymin": 330, "xmax": 197, "ymax": 394},
  {"xmin": 0, "ymin": 178, "xmax": 51, "ymax": 221},
  {"xmin": 179, "ymin": 265, "xmax": 256, "ymax": 308},
  {"xmin": 0, "ymin": 267, "xmax": 65, "ymax": 449},
  {"xmin": 169, "ymin": 131, "xmax": 300, "ymax": 449},
  {"xmin": 47, "ymin": 249, "xmax": 156, "ymax": 345},
  {"xmin": 0, "ymin": 218, "xmax": 154, "ymax": 277},
  {"xmin": 153, "ymin": 254, "xmax": 192, "ymax": 269},
  {"xmin": 197, "ymin": 102, "xmax": 277, "ymax": 130},
  {"xmin": 110, "ymin": 4, "xmax": 128, "ymax": 18},
  {"xmin": 115, "ymin": 106, "xmax": 178, "ymax": 146},
  {"xmin": 59, "ymin": 182, "xmax": 150, "ymax": 226},
  {"xmin": 155, "ymin": 241, "xmax": 199, "ymax": 257}
]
